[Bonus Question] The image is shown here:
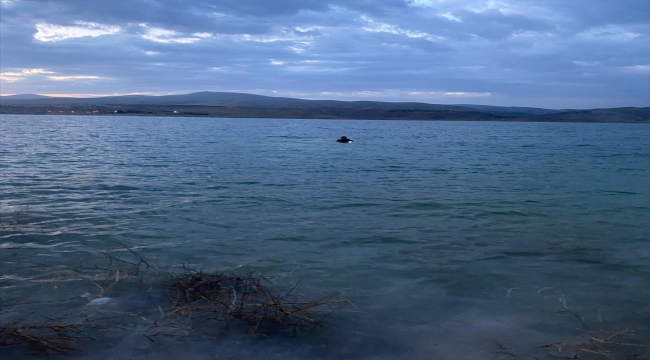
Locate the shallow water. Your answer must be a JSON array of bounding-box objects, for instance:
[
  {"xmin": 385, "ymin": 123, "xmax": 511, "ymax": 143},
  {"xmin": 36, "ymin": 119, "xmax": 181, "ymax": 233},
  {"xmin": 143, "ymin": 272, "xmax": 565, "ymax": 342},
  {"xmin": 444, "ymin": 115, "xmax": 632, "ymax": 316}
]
[{"xmin": 1, "ymin": 115, "xmax": 649, "ymax": 359}]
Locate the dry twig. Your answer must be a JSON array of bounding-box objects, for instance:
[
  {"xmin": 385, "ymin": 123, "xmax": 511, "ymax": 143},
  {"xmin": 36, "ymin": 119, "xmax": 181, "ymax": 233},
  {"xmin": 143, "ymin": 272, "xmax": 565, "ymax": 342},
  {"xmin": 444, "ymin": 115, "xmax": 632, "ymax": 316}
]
[
  {"xmin": 0, "ymin": 316, "xmax": 86, "ymax": 354},
  {"xmin": 167, "ymin": 267, "xmax": 350, "ymax": 336}
]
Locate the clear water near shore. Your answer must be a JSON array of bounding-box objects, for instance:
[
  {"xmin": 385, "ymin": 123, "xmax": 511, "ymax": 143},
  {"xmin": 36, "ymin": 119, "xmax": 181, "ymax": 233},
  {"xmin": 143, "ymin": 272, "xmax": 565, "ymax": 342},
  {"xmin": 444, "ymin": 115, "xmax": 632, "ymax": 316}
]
[{"xmin": 1, "ymin": 115, "xmax": 649, "ymax": 359}]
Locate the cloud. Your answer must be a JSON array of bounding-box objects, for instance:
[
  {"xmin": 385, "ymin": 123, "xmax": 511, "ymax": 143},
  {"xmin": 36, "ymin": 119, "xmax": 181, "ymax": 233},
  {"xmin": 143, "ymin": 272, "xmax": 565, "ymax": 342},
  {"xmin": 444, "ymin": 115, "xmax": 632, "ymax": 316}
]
[
  {"xmin": 0, "ymin": 0, "xmax": 647, "ymax": 107},
  {"xmin": 443, "ymin": 91, "xmax": 491, "ymax": 96},
  {"xmin": 0, "ymin": 68, "xmax": 53, "ymax": 82},
  {"xmin": 34, "ymin": 21, "xmax": 121, "ymax": 42},
  {"xmin": 193, "ymin": 32, "xmax": 213, "ymax": 38},
  {"xmin": 361, "ymin": 15, "xmax": 443, "ymax": 41},
  {"xmin": 47, "ymin": 75, "xmax": 105, "ymax": 81},
  {"xmin": 620, "ymin": 65, "xmax": 650, "ymax": 74},
  {"xmin": 0, "ymin": 76, "xmax": 22, "ymax": 82},
  {"xmin": 577, "ymin": 25, "xmax": 642, "ymax": 41},
  {"xmin": 439, "ymin": 12, "xmax": 462, "ymax": 22},
  {"xmin": 267, "ymin": 59, "xmax": 357, "ymax": 73},
  {"xmin": 1, "ymin": 68, "xmax": 52, "ymax": 76},
  {"xmin": 0, "ymin": 68, "xmax": 109, "ymax": 82},
  {"xmin": 0, "ymin": 0, "xmax": 18, "ymax": 6},
  {"xmin": 210, "ymin": 66, "xmax": 246, "ymax": 73},
  {"xmin": 228, "ymin": 28, "xmax": 317, "ymax": 53},
  {"xmin": 572, "ymin": 61, "xmax": 599, "ymax": 67},
  {"xmin": 409, "ymin": 0, "xmax": 562, "ymax": 21},
  {"xmin": 140, "ymin": 24, "xmax": 211, "ymax": 43},
  {"xmin": 284, "ymin": 65, "xmax": 355, "ymax": 73}
]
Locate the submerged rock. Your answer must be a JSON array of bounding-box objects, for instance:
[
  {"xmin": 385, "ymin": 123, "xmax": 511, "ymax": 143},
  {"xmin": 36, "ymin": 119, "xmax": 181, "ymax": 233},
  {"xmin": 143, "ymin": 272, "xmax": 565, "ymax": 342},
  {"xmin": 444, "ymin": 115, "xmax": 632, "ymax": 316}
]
[
  {"xmin": 80, "ymin": 293, "xmax": 111, "ymax": 306},
  {"xmin": 86, "ymin": 297, "xmax": 111, "ymax": 306}
]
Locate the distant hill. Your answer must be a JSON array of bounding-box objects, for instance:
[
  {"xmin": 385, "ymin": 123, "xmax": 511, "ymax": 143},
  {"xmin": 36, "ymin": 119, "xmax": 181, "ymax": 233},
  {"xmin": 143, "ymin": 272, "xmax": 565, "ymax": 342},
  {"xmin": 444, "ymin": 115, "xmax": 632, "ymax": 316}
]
[
  {"xmin": 530, "ymin": 107, "xmax": 650, "ymax": 123},
  {"xmin": 457, "ymin": 104, "xmax": 562, "ymax": 117},
  {"xmin": 0, "ymin": 91, "xmax": 469, "ymax": 110},
  {"xmin": 2, "ymin": 94, "xmax": 49, "ymax": 100},
  {"xmin": 0, "ymin": 92, "xmax": 648, "ymax": 123}
]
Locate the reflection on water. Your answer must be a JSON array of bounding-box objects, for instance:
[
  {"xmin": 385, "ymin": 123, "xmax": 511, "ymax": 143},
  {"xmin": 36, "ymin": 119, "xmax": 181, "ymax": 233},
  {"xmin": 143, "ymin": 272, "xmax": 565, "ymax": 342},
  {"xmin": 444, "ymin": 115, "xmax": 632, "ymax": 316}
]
[{"xmin": 1, "ymin": 115, "xmax": 649, "ymax": 359}]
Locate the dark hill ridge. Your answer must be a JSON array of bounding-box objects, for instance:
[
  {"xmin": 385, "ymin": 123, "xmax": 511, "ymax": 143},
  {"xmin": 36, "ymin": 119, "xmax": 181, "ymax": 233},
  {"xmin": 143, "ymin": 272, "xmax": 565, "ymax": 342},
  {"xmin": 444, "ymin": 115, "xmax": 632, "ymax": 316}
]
[
  {"xmin": 1, "ymin": 91, "xmax": 470, "ymax": 111},
  {"xmin": 1, "ymin": 92, "xmax": 648, "ymax": 123},
  {"xmin": 531, "ymin": 107, "xmax": 650, "ymax": 123},
  {"xmin": 457, "ymin": 104, "xmax": 562, "ymax": 117},
  {"xmin": 2, "ymin": 94, "xmax": 49, "ymax": 100}
]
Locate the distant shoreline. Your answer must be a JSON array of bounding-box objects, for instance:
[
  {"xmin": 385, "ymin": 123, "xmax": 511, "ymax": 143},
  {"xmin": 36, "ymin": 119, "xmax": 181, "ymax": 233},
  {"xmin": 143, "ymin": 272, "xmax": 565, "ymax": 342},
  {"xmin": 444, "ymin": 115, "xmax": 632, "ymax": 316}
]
[
  {"xmin": 1, "ymin": 91, "xmax": 648, "ymax": 123},
  {"xmin": 1, "ymin": 105, "xmax": 648, "ymax": 123}
]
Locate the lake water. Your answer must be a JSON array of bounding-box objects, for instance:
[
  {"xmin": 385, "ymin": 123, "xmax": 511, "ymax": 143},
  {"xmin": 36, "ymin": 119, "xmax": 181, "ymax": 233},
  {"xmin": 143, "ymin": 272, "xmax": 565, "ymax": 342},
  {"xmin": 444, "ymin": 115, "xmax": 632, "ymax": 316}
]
[{"xmin": 1, "ymin": 115, "xmax": 649, "ymax": 359}]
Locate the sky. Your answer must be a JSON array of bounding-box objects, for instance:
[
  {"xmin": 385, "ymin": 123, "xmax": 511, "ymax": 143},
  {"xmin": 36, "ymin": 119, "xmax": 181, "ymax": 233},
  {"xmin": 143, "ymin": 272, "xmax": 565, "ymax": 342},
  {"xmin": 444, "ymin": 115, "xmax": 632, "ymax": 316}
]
[{"xmin": 0, "ymin": 0, "xmax": 648, "ymax": 108}]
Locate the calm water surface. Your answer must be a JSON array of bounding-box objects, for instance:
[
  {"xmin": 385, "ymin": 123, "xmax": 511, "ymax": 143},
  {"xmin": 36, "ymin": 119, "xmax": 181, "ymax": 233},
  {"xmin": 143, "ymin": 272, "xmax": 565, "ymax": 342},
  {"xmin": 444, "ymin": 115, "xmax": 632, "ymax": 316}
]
[{"xmin": 1, "ymin": 115, "xmax": 649, "ymax": 359}]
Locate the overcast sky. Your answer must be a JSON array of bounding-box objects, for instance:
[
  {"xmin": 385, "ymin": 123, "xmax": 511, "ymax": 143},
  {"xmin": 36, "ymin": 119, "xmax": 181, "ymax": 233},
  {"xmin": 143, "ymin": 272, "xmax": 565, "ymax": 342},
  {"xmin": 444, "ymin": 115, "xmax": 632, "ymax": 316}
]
[{"xmin": 0, "ymin": 0, "xmax": 648, "ymax": 108}]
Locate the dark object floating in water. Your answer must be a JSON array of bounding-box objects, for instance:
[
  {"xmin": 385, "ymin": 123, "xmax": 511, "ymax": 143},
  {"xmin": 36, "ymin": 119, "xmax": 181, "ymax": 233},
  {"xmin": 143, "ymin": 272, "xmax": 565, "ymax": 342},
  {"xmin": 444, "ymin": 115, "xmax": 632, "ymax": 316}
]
[{"xmin": 337, "ymin": 136, "xmax": 354, "ymax": 143}]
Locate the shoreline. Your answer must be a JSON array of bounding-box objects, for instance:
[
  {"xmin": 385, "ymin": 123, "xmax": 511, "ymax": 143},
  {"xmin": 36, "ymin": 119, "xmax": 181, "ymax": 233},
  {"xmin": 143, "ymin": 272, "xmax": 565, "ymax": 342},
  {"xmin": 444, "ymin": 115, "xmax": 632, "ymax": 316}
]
[{"xmin": 1, "ymin": 108, "xmax": 648, "ymax": 124}]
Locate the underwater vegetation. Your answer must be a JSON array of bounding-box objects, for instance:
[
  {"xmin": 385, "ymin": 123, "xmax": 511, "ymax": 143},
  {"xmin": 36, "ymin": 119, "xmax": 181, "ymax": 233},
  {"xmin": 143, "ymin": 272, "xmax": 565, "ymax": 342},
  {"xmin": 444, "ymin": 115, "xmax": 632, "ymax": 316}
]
[{"xmin": 0, "ymin": 241, "xmax": 352, "ymax": 356}]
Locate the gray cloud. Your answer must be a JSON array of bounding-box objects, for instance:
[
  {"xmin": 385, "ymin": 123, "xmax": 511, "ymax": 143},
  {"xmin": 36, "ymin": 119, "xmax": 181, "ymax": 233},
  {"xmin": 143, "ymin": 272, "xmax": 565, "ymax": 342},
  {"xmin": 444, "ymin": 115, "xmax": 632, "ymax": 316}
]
[{"xmin": 0, "ymin": 0, "xmax": 648, "ymax": 108}]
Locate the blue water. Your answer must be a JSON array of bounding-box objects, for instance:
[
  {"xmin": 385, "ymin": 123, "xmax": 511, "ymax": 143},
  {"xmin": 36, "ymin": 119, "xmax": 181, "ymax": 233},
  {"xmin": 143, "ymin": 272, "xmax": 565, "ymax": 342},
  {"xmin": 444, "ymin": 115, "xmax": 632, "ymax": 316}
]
[{"xmin": 1, "ymin": 115, "xmax": 649, "ymax": 359}]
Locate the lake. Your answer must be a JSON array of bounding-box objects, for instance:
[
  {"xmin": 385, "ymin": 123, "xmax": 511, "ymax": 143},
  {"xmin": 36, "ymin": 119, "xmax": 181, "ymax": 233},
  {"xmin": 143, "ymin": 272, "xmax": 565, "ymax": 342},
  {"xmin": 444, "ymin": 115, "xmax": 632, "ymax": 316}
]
[{"xmin": 1, "ymin": 115, "xmax": 649, "ymax": 359}]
